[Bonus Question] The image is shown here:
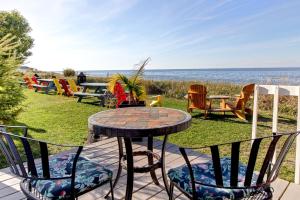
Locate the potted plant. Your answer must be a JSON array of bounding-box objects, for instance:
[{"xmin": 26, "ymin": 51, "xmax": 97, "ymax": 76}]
[{"xmin": 108, "ymin": 58, "xmax": 149, "ymax": 107}]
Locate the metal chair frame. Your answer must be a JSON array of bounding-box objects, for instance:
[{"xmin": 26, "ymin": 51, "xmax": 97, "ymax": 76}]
[
  {"xmin": 169, "ymin": 132, "xmax": 299, "ymax": 200},
  {"xmin": 0, "ymin": 128, "xmax": 114, "ymax": 200}
]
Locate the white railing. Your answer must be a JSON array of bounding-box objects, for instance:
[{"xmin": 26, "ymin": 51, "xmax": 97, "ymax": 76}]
[{"xmin": 251, "ymin": 84, "xmax": 300, "ymax": 184}]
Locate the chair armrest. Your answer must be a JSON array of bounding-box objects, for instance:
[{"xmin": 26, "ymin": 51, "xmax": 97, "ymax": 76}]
[{"xmin": 0, "ymin": 125, "xmax": 28, "ymax": 137}]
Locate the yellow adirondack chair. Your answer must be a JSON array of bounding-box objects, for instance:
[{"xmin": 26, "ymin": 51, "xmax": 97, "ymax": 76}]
[
  {"xmin": 53, "ymin": 78, "xmax": 63, "ymax": 95},
  {"xmin": 225, "ymin": 83, "xmax": 255, "ymax": 120},
  {"xmin": 67, "ymin": 79, "xmax": 80, "ymax": 93},
  {"xmin": 150, "ymin": 95, "xmax": 162, "ymax": 107}
]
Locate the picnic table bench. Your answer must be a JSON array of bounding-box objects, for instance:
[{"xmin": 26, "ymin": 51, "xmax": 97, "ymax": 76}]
[
  {"xmin": 75, "ymin": 82, "xmax": 108, "ymax": 106},
  {"xmin": 32, "ymin": 79, "xmax": 56, "ymax": 94}
]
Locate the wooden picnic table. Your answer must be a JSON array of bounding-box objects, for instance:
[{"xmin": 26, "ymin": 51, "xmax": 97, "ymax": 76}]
[
  {"xmin": 33, "ymin": 79, "xmax": 56, "ymax": 94},
  {"xmin": 37, "ymin": 78, "xmax": 54, "ymax": 83},
  {"xmin": 74, "ymin": 82, "xmax": 108, "ymax": 106},
  {"xmin": 88, "ymin": 107, "xmax": 192, "ymax": 200}
]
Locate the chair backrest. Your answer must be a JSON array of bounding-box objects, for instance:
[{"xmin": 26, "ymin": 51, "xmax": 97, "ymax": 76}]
[
  {"xmin": 59, "ymin": 79, "xmax": 72, "ymax": 96},
  {"xmin": 68, "ymin": 79, "xmax": 79, "ymax": 92},
  {"xmin": 179, "ymin": 131, "xmax": 299, "ymax": 199},
  {"xmin": 113, "ymin": 82, "xmax": 127, "ymax": 108},
  {"xmin": 53, "ymin": 78, "xmax": 63, "ymax": 95},
  {"xmin": 31, "ymin": 76, "xmax": 38, "ymax": 84},
  {"xmin": 0, "ymin": 130, "xmax": 83, "ymax": 197},
  {"xmin": 0, "ymin": 125, "xmax": 28, "ymax": 137},
  {"xmin": 235, "ymin": 83, "xmax": 255, "ymax": 110},
  {"xmin": 23, "ymin": 77, "xmax": 33, "ymax": 88},
  {"xmin": 188, "ymin": 84, "xmax": 207, "ymax": 110}
]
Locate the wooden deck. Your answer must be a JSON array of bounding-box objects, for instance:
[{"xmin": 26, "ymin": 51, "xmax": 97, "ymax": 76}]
[{"xmin": 1, "ymin": 137, "xmax": 300, "ymax": 200}]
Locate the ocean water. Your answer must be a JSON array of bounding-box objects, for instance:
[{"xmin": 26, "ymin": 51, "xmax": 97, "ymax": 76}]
[{"xmin": 81, "ymin": 67, "xmax": 300, "ymax": 85}]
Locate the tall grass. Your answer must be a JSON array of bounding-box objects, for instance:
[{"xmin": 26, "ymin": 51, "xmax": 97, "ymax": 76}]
[{"xmin": 85, "ymin": 76, "xmax": 298, "ymax": 117}]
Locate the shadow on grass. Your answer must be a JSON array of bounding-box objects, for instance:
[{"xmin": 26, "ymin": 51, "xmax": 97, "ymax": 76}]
[
  {"xmin": 9, "ymin": 121, "xmax": 47, "ymax": 133},
  {"xmin": 32, "ymin": 90, "xmax": 58, "ymax": 96},
  {"xmin": 191, "ymin": 112, "xmax": 253, "ymax": 125},
  {"xmin": 79, "ymin": 101, "xmax": 102, "ymax": 106},
  {"xmin": 258, "ymin": 115, "xmax": 297, "ymax": 124}
]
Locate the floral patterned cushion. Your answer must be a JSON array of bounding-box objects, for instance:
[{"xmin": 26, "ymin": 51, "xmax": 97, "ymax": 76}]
[
  {"xmin": 168, "ymin": 157, "xmax": 258, "ymax": 199},
  {"xmin": 29, "ymin": 154, "xmax": 112, "ymax": 200}
]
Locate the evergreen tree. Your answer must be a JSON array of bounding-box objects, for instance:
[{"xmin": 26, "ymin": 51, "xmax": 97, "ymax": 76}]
[{"xmin": 0, "ymin": 34, "xmax": 24, "ymax": 122}]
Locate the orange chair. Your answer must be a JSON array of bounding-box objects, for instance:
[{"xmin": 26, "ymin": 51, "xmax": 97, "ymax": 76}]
[
  {"xmin": 187, "ymin": 84, "xmax": 209, "ymax": 118},
  {"xmin": 225, "ymin": 83, "xmax": 255, "ymax": 120},
  {"xmin": 23, "ymin": 77, "xmax": 33, "ymax": 89}
]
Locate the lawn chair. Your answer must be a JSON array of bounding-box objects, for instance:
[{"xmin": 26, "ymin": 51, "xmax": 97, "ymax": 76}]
[
  {"xmin": 23, "ymin": 77, "xmax": 33, "ymax": 89},
  {"xmin": 0, "ymin": 125, "xmax": 28, "ymax": 136},
  {"xmin": 113, "ymin": 82, "xmax": 127, "ymax": 108},
  {"xmin": 53, "ymin": 78, "xmax": 64, "ymax": 95},
  {"xmin": 168, "ymin": 131, "xmax": 299, "ymax": 200},
  {"xmin": 68, "ymin": 79, "xmax": 80, "ymax": 93},
  {"xmin": 31, "ymin": 76, "xmax": 39, "ymax": 84},
  {"xmin": 225, "ymin": 83, "xmax": 255, "ymax": 120},
  {"xmin": 0, "ymin": 129, "xmax": 114, "ymax": 200},
  {"xmin": 59, "ymin": 79, "xmax": 72, "ymax": 97},
  {"xmin": 150, "ymin": 95, "xmax": 163, "ymax": 107},
  {"xmin": 187, "ymin": 84, "xmax": 209, "ymax": 118}
]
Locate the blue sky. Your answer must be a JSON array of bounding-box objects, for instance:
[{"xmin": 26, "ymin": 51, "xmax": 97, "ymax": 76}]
[{"xmin": 1, "ymin": 0, "xmax": 300, "ymax": 71}]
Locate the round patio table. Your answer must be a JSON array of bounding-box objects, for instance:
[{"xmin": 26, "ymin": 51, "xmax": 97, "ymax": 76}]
[{"xmin": 88, "ymin": 107, "xmax": 191, "ymax": 200}]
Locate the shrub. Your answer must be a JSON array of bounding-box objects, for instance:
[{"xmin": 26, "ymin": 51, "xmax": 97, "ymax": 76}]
[
  {"xmin": 63, "ymin": 68, "xmax": 76, "ymax": 77},
  {"xmin": 0, "ymin": 34, "xmax": 24, "ymax": 122}
]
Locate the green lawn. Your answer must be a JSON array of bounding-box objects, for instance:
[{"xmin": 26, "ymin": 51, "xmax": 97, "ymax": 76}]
[{"xmin": 2, "ymin": 89, "xmax": 298, "ymax": 181}]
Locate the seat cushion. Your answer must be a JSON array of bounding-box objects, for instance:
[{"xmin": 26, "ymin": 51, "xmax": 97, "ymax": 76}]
[
  {"xmin": 168, "ymin": 157, "xmax": 258, "ymax": 199},
  {"xmin": 30, "ymin": 154, "xmax": 112, "ymax": 199}
]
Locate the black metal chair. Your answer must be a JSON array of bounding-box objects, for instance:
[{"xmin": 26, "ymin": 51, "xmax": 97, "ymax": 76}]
[
  {"xmin": 168, "ymin": 132, "xmax": 299, "ymax": 200},
  {"xmin": 0, "ymin": 128, "xmax": 114, "ymax": 200},
  {"xmin": 0, "ymin": 125, "xmax": 28, "ymax": 136}
]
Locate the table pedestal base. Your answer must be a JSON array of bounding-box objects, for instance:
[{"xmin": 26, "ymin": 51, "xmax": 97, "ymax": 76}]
[{"xmin": 105, "ymin": 135, "xmax": 170, "ymax": 200}]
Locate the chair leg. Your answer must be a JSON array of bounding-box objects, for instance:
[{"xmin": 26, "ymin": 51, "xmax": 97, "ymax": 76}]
[
  {"xmin": 169, "ymin": 181, "xmax": 174, "ymax": 200},
  {"xmin": 110, "ymin": 178, "xmax": 114, "ymax": 200},
  {"xmin": 234, "ymin": 110, "xmax": 246, "ymax": 121}
]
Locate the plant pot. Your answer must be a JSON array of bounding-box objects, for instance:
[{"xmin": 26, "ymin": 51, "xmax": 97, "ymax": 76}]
[{"xmin": 119, "ymin": 101, "xmax": 146, "ymax": 142}]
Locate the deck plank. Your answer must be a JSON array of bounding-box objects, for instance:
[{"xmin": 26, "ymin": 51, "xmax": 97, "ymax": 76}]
[
  {"xmin": 281, "ymin": 182, "xmax": 300, "ymax": 200},
  {"xmin": 271, "ymin": 178, "xmax": 289, "ymax": 200},
  {"xmin": 0, "ymin": 138, "xmax": 299, "ymax": 200}
]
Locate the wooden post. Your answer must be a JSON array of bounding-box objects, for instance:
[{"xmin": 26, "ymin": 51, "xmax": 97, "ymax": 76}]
[
  {"xmin": 272, "ymin": 86, "xmax": 279, "ymax": 164},
  {"xmin": 272, "ymin": 86, "xmax": 279, "ymax": 134},
  {"xmin": 295, "ymin": 86, "xmax": 300, "ymax": 184},
  {"xmin": 251, "ymin": 85, "xmax": 259, "ymax": 140}
]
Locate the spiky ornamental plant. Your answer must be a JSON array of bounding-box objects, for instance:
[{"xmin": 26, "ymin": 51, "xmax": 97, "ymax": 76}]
[
  {"xmin": 0, "ymin": 34, "xmax": 24, "ymax": 122},
  {"xmin": 108, "ymin": 58, "xmax": 150, "ymax": 104}
]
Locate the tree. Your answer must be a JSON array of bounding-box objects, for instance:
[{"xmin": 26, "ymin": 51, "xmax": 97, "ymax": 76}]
[
  {"xmin": 0, "ymin": 10, "xmax": 34, "ymax": 60},
  {"xmin": 0, "ymin": 34, "xmax": 24, "ymax": 122},
  {"xmin": 63, "ymin": 68, "xmax": 76, "ymax": 77}
]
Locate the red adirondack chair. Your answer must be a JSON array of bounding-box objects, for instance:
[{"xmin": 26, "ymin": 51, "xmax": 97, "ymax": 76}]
[
  {"xmin": 59, "ymin": 79, "xmax": 72, "ymax": 97},
  {"xmin": 113, "ymin": 82, "xmax": 127, "ymax": 108},
  {"xmin": 31, "ymin": 76, "xmax": 38, "ymax": 84}
]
